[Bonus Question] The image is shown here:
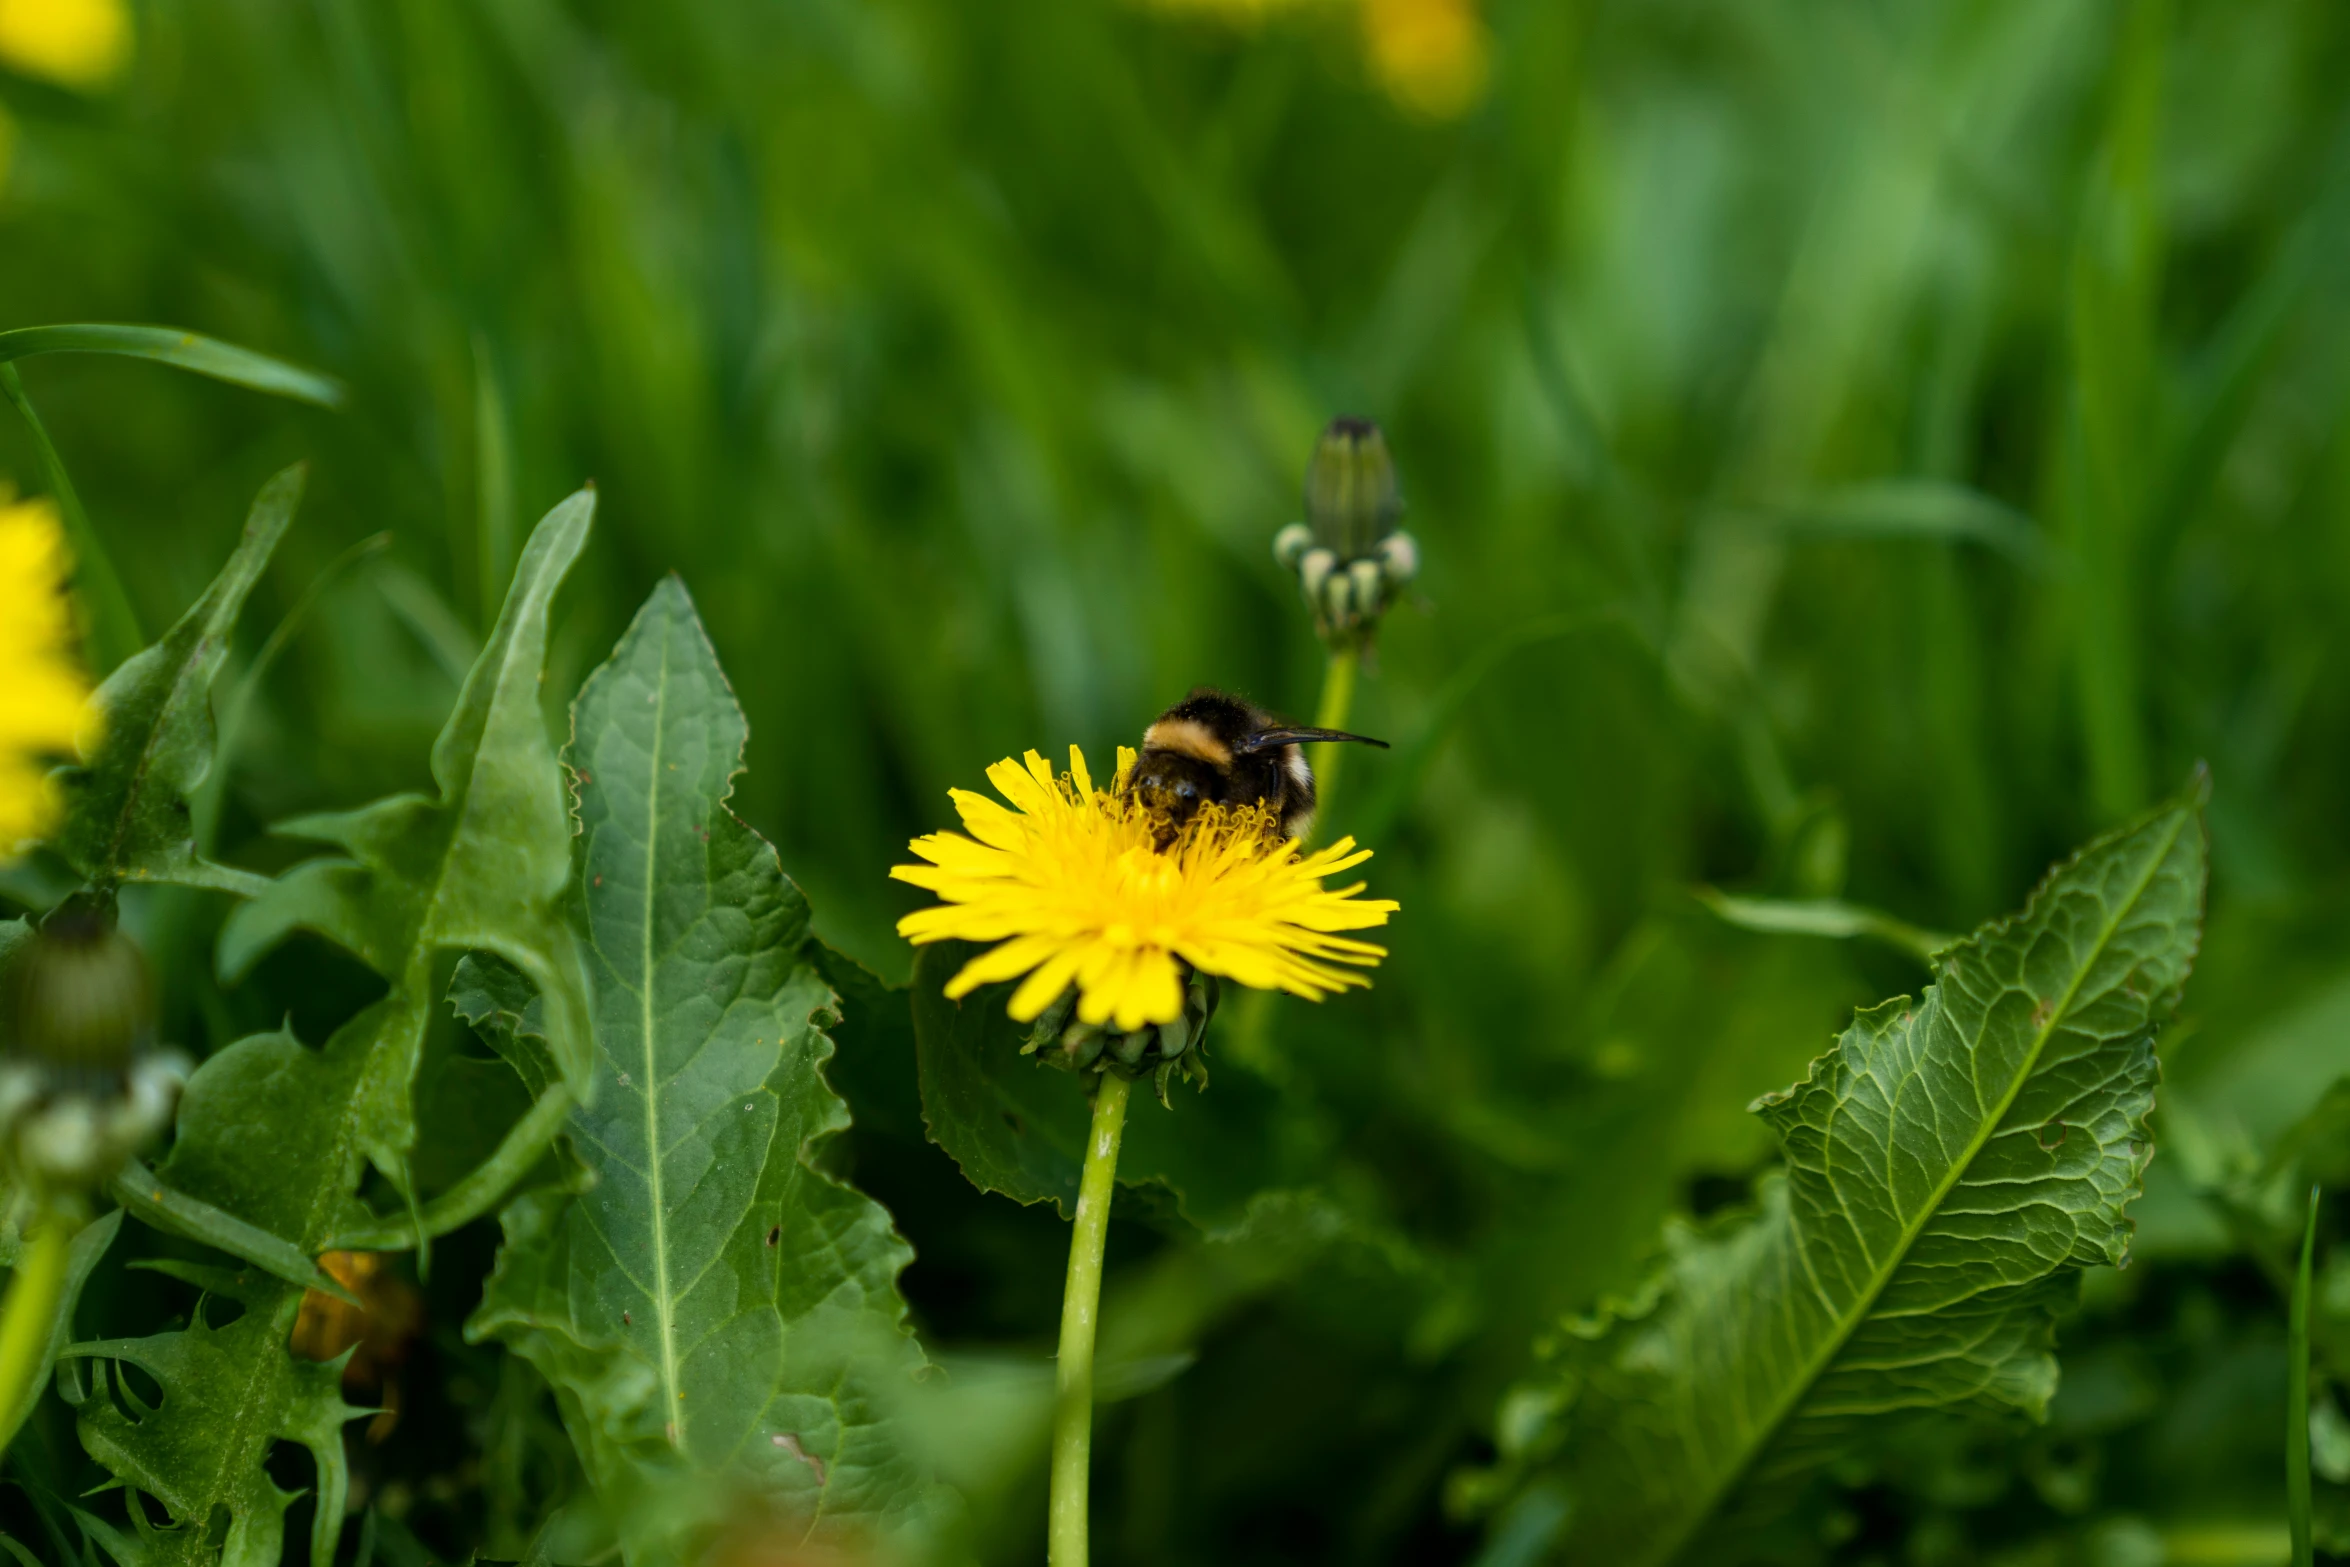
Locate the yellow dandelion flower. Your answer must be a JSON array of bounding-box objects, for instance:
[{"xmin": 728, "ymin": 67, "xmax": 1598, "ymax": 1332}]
[
  {"xmin": 893, "ymin": 745, "xmax": 1398, "ymax": 1034},
  {"xmin": 0, "ymin": 496, "xmax": 97, "ymax": 854},
  {"xmin": 1361, "ymin": 0, "xmax": 1488, "ymax": 120},
  {"xmin": 0, "ymin": 0, "xmax": 132, "ymax": 90}
]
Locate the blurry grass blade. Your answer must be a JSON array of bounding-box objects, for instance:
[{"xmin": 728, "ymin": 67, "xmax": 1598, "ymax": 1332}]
[
  {"xmin": 376, "ymin": 561, "xmax": 484, "ymax": 688},
  {"xmin": 1519, "ymin": 782, "xmax": 2207, "ymax": 1565},
  {"xmin": 193, "ymin": 491, "xmax": 595, "ymax": 1256},
  {"xmin": 0, "ymin": 363, "xmax": 141, "ymax": 673},
  {"xmin": 1694, "ymin": 888, "xmax": 1953, "ymax": 966},
  {"xmin": 0, "ymin": 324, "xmax": 343, "ymax": 408},
  {"xmin": 0, "ymin": 1211, "xmax": 117, "ymax": 1454},
  {"xmin": 54, "ymin": 465, "xmax": 305, "ymax": 899},
  {"xmin": 475, "ymin": 333, "xmax": 516, "ymax": 633},
  {"xmin": 467, "ymin": 576, "xmax": 941, "ymax": 1555},
  {"xmin": 1758, "ymin": 480, "xmax": 2051, "ymax": 572},
  {"xmin": 2293, "ymin": 1186, "xmax": 2317, "ymax": 1567},
  {"xmin": 105, "ymin": 1160, "xmax": 350, "ymax": 1305},
  {"xmin": 2059, "ymin": 0, "xmax": 2167, "ymax": 823}
]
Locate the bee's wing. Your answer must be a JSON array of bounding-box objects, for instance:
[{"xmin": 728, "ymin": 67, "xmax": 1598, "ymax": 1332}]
[{"xmin": 1236, "ymin": 726, "xmax": 1390, "ymax": 752}]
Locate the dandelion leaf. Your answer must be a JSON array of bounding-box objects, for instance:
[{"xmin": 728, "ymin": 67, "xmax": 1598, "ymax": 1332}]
[
  {"xmin": 54, "ymin": 466, "xmax": 302, "ymax": 898},
  {"xmin": 61, "ymin": 1266, "xmax": 366, "ymax": 1567},
  {"xmin": 196, "ymin": 490, "xmax": 596, "ymax": 1248},
  {"xmin": 1519, "ymin": 785, "xmax": 2206, "ymax": 1565},
  {"xmin": 465, "ymin": 576, "xmax": 938, "ymax": 1560}
]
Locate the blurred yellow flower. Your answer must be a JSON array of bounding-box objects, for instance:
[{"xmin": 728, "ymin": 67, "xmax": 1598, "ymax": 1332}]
[
  {"xmin": 0, "ymin": 497, "xmax": 96, "ymax": 854},
  {"xmin": 893, "ymin": 746, "xmax": 1396, "ymax": 1033},
  {"xmin": 1131, "ymin": 0, "xmax": 1488, "ymax": 120},
  {"xmin": 0, "ymin": 0, "xmax": 132, "ymax": 90},
  {"xmin": 1361, "ymin": 0, "xmax": 1488, "ymax": 119}
]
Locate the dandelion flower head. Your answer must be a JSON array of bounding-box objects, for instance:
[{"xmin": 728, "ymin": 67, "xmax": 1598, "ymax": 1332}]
[
  {"xmin": 0, "ymin": 496, "xmax": 96, "ymax": 854},
  {"xmin": 0, "ymin": 0, "xmax": 132, "ymax": 89},
  {"xmin": 893, "ymin": 746, "xmax": 1398, "ymax": 1034}
]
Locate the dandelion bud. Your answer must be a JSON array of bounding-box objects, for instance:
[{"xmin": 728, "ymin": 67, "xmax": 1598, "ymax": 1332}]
[
  {"xmin": 1272, "ymin": 522, "xmax": 1315, "ymax": 571},
  {"xmin": 1278, "ymin": 417, "xmax": 1417, "ymax": 650},
  {"xmin": 1304, "ymin": 417, "xmax": 1403, "ymax": 561},
  {"xmin": 0, "ymin": 896, "xmax": 187, "ymax": 1194}
]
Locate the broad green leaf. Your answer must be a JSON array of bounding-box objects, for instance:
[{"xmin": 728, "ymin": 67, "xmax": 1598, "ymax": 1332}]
[
  {"xmin": 198, "ymin": 491, "xmax": 596, "ymax": 1250},
  {"xmin": 61, "ymin": 1267, "xmax": 365, "ymax": 1567},
  {"xmin": 912, "ymin": 941, "xmax": 1307, "ymax": 1232},
  {"xmin": 1515, "ymin": 787, "xmax": 2206, "ymax": 1566},
  {"xmin": 53, "ymin": 466, "xmax": 303, "ymax": 899},
  {"xmin": 466, "ymin": 577, "xmax": 936, "ymax": 1558},
  {"xmin": 0, "ymin": 1211, "xmax": 120, "ymax": 1453},
  {"xmin": 0, "ymin": 325, "xmax": 344, "ymax": 408}
]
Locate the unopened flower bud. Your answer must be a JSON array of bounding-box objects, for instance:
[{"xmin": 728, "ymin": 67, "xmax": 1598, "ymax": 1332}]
[
  {"xmin": 0, "ymin": 896, "xmax": 187, "ymax": 1194},
  {"xmin": 1277, "ymin": 417, "xmax": 1419, "ymax": 650},
  {"xmin": 1304, "ymin": 417, "xmax": 1402, "ymax": 561},
  {"xmin": 1272, "ymin": 522, "xmax": 1315, "ymax": 571}
]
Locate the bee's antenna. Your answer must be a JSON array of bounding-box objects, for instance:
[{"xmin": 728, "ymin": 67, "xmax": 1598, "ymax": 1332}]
[{"xmin": 1237, "ymin": 727, "xmax": 1390, "ymax": 752}]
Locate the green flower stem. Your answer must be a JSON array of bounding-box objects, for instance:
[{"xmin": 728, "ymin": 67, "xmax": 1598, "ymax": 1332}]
[
  {"xmin": 0, "ymin": 1206, "xmax": 74, "ymax": 1450},
  {"xmin": 1308, "ymin": 645, "xmax": 1360, "ymax": 823},
  {"xmin": 1050, "ymin": 1071, "xmax": 1133, "ymax": 1567}
]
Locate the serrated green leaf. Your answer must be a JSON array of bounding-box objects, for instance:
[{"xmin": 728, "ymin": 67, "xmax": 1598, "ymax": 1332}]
[
  {"xmin": 1527, "ymin": 787, "xmax": 2207, "ymax": 1566},
  {"xmin": 52, "ymin": 466, "xmax": 302, "ymax": 899},
  {"xmin": 466, "ymin": 577, "xmax": 936, "ymax": 1558},
  {"xmin": 61, "ymin": 1277, "xmax": 366, "ymax": 1567},
  {"xmin": 191, "ymin": 491, "xmax": 596, "ymax": 1251}
]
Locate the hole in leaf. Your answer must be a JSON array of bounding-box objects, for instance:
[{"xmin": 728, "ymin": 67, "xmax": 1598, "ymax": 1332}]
[
  {"xmin": 112, "ymin": 1360, "xmax": 165, "ymax": 1423},
  {"xmin": 196, "ymin": 1292, "xmax": 247, "ymax": 1332}
]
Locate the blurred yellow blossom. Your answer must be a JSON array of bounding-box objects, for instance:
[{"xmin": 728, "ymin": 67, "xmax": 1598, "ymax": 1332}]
[
  {"xmin": 1132, "ymin": 0, "xmax": 1488, "ymax": 119},
  {"xmin": 0, "ymin": 0, "xmax": 132, "ymax": 90},
  {"xmin": 0, "ymin": 496, "xmax": 97, "ymax": 854},
  {"xmin": 1360, "ymin": 0, "xmax": 1488, "ymax": 118}
]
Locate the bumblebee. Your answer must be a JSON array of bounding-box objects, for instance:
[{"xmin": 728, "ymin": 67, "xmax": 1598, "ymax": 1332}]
[{"xmin": 1126, "ymin": 688, "xmax": 1387, "ymax": 842}]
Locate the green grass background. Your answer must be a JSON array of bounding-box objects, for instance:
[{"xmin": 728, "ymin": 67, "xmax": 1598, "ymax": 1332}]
[{"xmin": 7, "ymin": 1, "xmax": 2350, "ymax": 1561}]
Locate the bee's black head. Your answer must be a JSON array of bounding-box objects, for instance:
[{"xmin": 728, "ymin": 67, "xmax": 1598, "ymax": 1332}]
[{"xmin": 1128, "ymin": 750, "xmax": 1226, "ymax": 835}]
